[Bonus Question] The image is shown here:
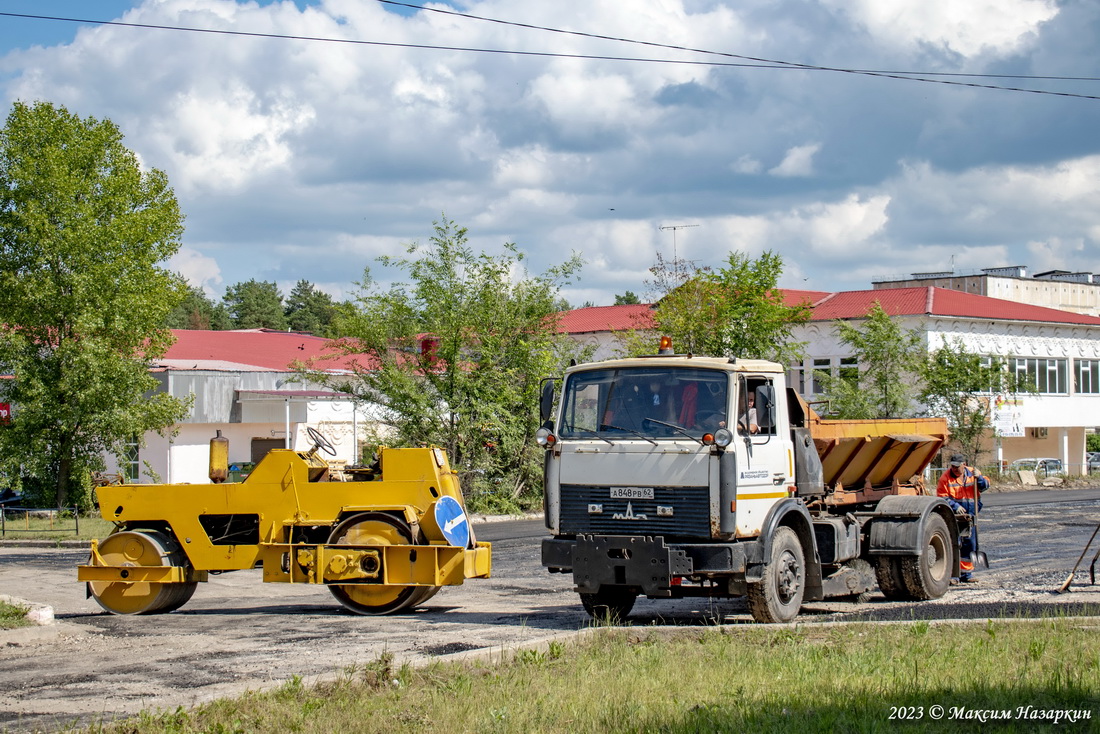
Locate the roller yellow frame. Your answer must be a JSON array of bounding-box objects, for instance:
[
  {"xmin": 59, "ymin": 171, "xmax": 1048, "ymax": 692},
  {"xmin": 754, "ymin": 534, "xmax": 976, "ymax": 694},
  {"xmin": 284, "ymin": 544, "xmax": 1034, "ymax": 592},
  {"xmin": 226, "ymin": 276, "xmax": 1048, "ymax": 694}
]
[{"xmin": 78, "ymin": 435, "xmax": 491, "ymax": 616}]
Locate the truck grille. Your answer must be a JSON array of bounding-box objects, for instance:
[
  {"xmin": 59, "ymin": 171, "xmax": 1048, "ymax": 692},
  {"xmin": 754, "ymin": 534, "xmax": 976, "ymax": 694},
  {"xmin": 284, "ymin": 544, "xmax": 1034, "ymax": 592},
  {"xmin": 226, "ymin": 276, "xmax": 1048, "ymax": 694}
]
[{"xmin": 559, "ymin": 484, "xmax": 711, "ymax": 538}]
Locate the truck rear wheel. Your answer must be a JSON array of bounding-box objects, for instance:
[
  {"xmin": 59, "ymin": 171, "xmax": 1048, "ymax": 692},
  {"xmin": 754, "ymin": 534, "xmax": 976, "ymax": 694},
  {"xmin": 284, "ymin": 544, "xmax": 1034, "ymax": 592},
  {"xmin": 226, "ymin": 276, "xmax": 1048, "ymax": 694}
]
[
  {"xmin": 874, "ymin": 557, "xmax": 914, "ymax": 601},
  {"xmin": 580, "ymin": 587, "xmax": 637, "ymax": 622},
  {"xmin": 747, "ymin": 526, "xmax": 805, "ymax": 624},
  {"xmin": 899, "ymin": 514, "xmax": 952, "ymax": 600}
]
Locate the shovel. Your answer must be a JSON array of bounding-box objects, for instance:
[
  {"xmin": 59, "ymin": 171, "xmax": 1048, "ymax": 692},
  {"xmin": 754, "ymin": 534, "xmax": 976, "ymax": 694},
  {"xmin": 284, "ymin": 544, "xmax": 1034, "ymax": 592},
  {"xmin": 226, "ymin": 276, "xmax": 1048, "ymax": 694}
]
[
  {"xmin": 961, "ymin": 469, "xmax": 989, "ymax": 571},
  {"xmin": 1058, "ymin": 521, "xmax": 1100, "ymax": 593},
  {"xmin": 970, "ymin": 496, "xmax": 989, "ymax": 570}
]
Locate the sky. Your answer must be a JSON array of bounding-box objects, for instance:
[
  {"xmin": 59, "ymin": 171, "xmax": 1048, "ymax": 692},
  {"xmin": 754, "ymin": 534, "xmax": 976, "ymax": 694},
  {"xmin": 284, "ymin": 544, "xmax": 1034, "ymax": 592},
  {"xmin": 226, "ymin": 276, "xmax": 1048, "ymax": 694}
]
[{"xmin": 1, "ymin": 0, "xmax": 1099, "ymax": 307}]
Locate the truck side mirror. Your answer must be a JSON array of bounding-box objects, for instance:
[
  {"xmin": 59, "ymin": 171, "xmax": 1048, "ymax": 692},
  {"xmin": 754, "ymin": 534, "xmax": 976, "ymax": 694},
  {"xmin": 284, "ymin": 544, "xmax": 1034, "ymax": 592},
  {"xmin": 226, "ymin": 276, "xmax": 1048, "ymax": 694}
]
[
  {"xmin": 755, "ymin": 384, "xmax": 775, "ymax": 430},
  {"xmin": 540, "ymin": 379, "xmax": 556, "ymax": 422}
]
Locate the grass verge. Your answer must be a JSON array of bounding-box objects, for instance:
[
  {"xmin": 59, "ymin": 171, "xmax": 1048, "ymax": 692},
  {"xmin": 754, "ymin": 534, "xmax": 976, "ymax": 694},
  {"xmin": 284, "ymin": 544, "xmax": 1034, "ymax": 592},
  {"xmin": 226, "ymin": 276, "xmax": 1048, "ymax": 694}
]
[
  {"xmin": 79, "ymin": 617, "xmax": 1100, "ymax": 733},
  {"xmin": 0, "ymin": 599, "xmax": 31, "ymax": 629}
]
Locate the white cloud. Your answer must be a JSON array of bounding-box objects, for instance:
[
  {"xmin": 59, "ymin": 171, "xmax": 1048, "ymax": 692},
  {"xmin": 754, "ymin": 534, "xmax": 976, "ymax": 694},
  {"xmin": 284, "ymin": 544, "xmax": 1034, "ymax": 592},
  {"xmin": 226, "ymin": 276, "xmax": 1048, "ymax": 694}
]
[
  {"xmin": 823, "ymin": 0, "xmax": 1058, "ymax": 56},
  {"xmin": 731, "ymin": 155, "xmax": 762, "ymax": 175},
  {"xmin": 169, "ymin": 246, "xmax": 223, "ymax": 295},
  {"xmin": 799, "ymin": 194, "xmax": 891, "ymax": 251},
  {"xmin": 0, "ymin": 0, "xmax": 1097, "ymax": 305},
  {"xmin": 769, "ymin": 144, "xmax": 821, "ymax": 178}
]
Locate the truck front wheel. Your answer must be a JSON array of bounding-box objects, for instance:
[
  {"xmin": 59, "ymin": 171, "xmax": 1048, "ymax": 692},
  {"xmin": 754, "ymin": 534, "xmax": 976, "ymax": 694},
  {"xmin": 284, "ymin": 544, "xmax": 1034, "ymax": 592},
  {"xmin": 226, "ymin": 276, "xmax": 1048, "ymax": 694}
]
[
  {"xmin": 580, "ymin": 587, "xmax": 637, "ymax": 622},
  {"xmin": 748, "ymin": 526, "xmax": 805, "ymax": 624},
  {"xmin": 899, "ymin": 514, "xmax": 952, "ymax": 600}
]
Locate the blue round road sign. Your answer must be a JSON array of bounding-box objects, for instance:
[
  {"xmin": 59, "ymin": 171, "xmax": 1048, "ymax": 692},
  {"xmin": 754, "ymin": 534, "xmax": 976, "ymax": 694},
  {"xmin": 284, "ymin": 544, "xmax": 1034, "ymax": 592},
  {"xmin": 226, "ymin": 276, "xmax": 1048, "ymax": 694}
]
[{"xmin": 434, "ymin": 495, "xmax": 470, "ymax": 548}]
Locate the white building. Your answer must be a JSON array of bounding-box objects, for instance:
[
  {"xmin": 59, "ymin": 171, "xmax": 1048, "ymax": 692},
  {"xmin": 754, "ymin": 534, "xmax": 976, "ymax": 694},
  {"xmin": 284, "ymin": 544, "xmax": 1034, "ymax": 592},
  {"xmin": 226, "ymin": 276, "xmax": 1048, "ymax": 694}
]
[
  {"xmin": 792, "ymin": 286, "xmax": 1100, "ymax": 472},
  {"xmin": 105, "ymin": 329, "xmax": 379, "ymax": 484}
]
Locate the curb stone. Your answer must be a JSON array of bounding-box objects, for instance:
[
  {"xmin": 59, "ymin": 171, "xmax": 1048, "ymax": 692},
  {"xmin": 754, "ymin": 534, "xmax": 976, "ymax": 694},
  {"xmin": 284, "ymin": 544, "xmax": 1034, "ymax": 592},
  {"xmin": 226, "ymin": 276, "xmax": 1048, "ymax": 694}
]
[{"xmin": 0, "ymin": 593, "xmax": 54, "ymax": 625}]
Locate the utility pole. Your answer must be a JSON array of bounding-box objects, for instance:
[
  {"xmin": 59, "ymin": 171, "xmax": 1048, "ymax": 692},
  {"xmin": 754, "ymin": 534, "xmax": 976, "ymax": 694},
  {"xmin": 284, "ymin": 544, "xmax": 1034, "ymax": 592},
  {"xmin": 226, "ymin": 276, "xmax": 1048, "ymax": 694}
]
[{"xmin": 659, "ymin": 224, "xmax": 699, "ymax": 260}]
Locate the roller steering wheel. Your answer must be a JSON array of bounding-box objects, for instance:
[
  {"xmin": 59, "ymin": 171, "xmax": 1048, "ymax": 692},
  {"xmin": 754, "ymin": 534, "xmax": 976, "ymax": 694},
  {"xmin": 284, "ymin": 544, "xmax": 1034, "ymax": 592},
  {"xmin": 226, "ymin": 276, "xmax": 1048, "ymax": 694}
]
[{"xmin": 306, "ymin": 426, "xmax": 337, "ymax": 456}]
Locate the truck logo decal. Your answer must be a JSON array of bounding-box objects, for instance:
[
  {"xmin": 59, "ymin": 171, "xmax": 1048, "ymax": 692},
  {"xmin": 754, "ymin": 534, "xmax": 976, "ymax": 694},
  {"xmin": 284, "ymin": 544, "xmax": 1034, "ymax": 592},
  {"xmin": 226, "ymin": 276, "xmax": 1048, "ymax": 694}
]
[
  {"xmin": 612, "ymin": 502, "xmax": 648, "ymax": 520},
  {"xmin": 740, "ymin": 469, "xmax": 770, "ymax": 480}
]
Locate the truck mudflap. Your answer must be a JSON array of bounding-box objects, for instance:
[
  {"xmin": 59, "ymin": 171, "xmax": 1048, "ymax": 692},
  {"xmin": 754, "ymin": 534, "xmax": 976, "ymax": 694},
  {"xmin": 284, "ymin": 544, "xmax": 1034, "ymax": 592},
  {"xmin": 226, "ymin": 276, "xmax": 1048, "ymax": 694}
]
[{"xmin": 867, "ymin": 495, "xmax": 960, "ymax": 556}]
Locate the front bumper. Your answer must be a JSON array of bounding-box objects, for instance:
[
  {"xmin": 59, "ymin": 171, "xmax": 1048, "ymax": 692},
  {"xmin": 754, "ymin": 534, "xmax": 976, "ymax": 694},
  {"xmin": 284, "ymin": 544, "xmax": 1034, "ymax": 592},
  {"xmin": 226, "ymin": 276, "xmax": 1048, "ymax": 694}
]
[{"xmin": 543, "ymin": 535, "xmax": 751, "ymax": 596}]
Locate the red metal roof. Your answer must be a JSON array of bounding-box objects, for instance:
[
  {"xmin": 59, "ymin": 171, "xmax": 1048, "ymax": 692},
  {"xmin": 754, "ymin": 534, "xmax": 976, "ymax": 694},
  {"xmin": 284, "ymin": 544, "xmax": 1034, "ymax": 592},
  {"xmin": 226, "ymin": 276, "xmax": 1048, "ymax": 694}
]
[
  {"xmin": 162, "ymin": 329, "xmax": 373, "ymax": 372},
  {"xmin": 781, "ymin": 289, "xmax": 832, "ymax": 307},
  {"xmin": 557, "ymin": 287, "xmax": 1100, "ymax": 334},
  {"xmin": 811, "ymin": 287, "xmax": 1100, "ymax": 325},
  {"xmin": 556, "ymin": 304, "xmax": 655, "ymax": 333}
]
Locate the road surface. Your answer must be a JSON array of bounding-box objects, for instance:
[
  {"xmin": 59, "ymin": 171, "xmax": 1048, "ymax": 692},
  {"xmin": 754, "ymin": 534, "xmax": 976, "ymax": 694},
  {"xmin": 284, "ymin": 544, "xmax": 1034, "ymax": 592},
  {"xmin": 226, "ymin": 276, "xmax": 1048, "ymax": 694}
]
[{"xmin": 1, "ymin": 488, "xmax": 1098, "ymax": 732}]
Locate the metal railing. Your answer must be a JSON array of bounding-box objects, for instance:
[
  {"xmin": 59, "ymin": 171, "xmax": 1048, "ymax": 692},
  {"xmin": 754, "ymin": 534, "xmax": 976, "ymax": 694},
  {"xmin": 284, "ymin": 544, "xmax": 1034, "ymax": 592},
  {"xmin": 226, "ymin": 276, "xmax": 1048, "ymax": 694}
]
[{"xmin": 0, "ymin": 506, "xmax": 80, "ymax": 537}]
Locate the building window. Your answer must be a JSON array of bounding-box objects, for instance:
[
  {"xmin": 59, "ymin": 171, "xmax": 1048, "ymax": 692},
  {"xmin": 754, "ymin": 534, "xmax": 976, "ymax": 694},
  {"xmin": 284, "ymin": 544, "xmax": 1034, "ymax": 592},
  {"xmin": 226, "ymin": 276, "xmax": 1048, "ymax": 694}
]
[
  {"xmin": 811, "ymin": 358, "xmax": 830, "ymax": 394},
  {"xmin": 1014, "ymin": 357, "xmax": 1068, "ymax": 395},
  {"xmin": 839, "ymin": 357, "xmax": 859, "ymax": 385},
  {"xmin": 122, "ymin": 436, "xmax": 140, "ymax": 483},
  {"xmin": 1076, "ymin": 359, "xmax": 1100, "ymax": 394}
]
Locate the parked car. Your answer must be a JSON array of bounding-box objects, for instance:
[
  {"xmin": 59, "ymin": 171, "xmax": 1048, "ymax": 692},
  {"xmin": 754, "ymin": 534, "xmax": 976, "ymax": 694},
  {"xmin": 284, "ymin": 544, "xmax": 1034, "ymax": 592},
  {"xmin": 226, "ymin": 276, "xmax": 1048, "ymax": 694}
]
[
  {"xmin": 1008, "ymin": 457, "xmax": 1065, "ymax": 477},
  {"xmin": 1088, "ymin": 452, "xmax": 1100, "ymax": 473},
  {"xmin": 0, "ymin": 487, "xmax": 22, "ymax": 508}
]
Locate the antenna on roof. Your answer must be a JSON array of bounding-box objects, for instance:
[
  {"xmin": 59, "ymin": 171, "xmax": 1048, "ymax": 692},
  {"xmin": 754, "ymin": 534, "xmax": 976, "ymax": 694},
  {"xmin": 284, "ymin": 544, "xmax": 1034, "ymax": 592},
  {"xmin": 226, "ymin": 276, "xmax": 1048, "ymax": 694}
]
[{"xmin": 659, "ymin": 224, "xmax": 699, "ymax": 260}]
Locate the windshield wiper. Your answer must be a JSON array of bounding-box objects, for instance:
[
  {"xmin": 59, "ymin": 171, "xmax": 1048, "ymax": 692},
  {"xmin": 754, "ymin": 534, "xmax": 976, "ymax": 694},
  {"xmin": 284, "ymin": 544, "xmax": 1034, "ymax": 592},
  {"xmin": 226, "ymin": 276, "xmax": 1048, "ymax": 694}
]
[
  {"xmin": 643, "ymin": 417, "xmax": 703, "ymax": 445},
  {"xmin": 568, "ymin": 427, "xmax": 615, "ymax": 445},
  {"xmin": 602, "ymin": 423, "xmax": 658, "ymax": 445}
]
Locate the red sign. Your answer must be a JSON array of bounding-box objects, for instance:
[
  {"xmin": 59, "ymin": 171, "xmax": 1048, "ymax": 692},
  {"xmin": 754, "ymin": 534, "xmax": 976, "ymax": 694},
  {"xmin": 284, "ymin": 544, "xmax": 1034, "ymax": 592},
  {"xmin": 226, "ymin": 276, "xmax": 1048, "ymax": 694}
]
[{"xmin": 0, "ymin": 403, "xmax": 9, "ymax": 424}]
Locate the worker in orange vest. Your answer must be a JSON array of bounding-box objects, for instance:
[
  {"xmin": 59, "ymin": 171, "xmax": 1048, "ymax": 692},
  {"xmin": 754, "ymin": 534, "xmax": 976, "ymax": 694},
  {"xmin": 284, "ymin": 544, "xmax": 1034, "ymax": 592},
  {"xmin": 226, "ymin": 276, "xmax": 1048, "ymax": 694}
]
[{"xmin": 936, "ymin": 453, "xmax": 987, "ymax": 583}]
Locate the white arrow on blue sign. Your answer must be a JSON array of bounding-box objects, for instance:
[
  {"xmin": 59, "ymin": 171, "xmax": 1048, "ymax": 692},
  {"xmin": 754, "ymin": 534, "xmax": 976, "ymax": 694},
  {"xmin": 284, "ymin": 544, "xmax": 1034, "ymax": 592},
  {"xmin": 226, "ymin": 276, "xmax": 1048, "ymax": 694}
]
[{"xmin": 434, "ymin": 495, "xmax": 470, "ymax": 548}]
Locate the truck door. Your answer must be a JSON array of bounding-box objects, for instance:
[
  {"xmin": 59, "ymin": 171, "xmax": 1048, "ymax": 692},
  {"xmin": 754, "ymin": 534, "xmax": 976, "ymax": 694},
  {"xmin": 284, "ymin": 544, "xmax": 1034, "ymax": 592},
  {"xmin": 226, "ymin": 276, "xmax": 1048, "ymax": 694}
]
[{"xmin": 732, "ymin": 376, "xmax": 792, "ymax": 537}]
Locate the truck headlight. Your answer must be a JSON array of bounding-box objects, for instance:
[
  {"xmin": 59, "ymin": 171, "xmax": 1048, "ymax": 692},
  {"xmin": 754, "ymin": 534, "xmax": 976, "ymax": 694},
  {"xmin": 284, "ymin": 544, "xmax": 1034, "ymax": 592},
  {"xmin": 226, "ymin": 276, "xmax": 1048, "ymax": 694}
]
[
  {"xmin": 535, "ymin": 427, "xmax": 557, "ymax": 447},
  {"xmin": 713, "ymin": 428, "xmax": 733, "ymax": 448}
]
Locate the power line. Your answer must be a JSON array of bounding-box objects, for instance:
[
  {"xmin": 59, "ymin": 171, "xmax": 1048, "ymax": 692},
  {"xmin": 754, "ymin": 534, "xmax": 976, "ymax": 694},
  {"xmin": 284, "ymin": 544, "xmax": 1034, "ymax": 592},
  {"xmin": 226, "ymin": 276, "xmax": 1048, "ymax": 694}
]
[
  {"xmin": 2, "ymin": 11, "xmax": 1098, "ymax": 101},
  {"xmin": 376, "ymin": 0, "xmax": 1100, "ymax": 85}
]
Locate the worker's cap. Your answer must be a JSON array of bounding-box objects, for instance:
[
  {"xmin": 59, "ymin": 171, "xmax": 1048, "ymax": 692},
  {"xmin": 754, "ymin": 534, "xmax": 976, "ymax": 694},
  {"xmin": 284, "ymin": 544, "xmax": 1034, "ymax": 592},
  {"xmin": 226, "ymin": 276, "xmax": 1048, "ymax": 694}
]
[{"xmin": 949, "ymin": 453, "xmax": 965, "ymax": 466}]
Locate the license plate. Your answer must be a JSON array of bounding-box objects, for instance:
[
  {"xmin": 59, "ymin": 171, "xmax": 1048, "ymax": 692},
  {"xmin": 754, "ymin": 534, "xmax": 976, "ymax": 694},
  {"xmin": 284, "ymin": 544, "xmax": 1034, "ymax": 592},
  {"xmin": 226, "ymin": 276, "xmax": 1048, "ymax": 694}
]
[{"xmin": 610, "ymin": 486, "xmax": 654, "ymax": 500}]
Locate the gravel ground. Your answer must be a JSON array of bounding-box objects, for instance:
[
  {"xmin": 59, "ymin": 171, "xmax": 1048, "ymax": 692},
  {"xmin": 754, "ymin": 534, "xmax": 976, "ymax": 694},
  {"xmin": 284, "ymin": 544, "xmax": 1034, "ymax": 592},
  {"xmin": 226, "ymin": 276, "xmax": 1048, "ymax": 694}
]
[{"xmin": 1, "ymin": 488, "xmax": 1098, "ymax": 733}]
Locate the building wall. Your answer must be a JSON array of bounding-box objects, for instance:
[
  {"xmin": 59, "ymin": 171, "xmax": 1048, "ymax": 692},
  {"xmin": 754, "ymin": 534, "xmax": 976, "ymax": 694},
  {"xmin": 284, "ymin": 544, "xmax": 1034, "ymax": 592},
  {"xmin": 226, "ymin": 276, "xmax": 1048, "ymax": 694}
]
[{"xmin": 104, "ymin": 393, "xmax": 382, "ymax": 484}]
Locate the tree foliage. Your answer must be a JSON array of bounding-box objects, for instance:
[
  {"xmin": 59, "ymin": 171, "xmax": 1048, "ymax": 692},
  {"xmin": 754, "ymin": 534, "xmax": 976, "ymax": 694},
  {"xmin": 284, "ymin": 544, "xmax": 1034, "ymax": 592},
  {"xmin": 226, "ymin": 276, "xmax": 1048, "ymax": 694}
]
[
  {"xmin": 919, "ymin": 338, "xmax": 1031, "ymax": 464},
  {"xmin": 621, "ymin": 251, "xmax": 808, "ymax": 362},
  {"xmin": 285, "ymin": 279, "xmax": 338, "ymax": 335},
  {"xmin": 0, "ymin": 101, "xmax": 191, "ymax": 508},
  {"xmin": 816, "ymin": 302, "xmax": 925, "ymax": 419},
  {"xmin": 165, "ymin": 285, "xmax": 230, "ymax": 330},
  {"xmin": 614, "ymin": 290, "xmax": 640, "ymax": 305},
  {"xmin": 222, "ymin": 279, "xmax": 287, "ymax": 330},
  {"xmin": 314, "ymin": 219, "xmax": 583, "ymax": 512}
]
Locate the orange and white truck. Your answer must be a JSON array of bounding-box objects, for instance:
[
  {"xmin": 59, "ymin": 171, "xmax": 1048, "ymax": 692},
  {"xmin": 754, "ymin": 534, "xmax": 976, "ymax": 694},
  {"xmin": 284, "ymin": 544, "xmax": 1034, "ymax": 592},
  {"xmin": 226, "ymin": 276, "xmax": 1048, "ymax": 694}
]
[{"xmin": 538, "ymin": 345, "xmax": 963, "ymax": 623}]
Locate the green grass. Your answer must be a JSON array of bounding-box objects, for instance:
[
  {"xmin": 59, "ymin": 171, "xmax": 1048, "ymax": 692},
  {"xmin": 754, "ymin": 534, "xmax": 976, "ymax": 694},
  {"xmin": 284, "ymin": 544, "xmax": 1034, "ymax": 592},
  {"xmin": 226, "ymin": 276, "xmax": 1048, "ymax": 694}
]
[
  {"xmin": 0, "ymin": 599, "xmax": 31, "ymax": 629},
  {"xmin": 77, "ymin": 617, "xmax": 1100, "ymax": 733},
  {"xmin": 0, "ymin": 511, "xmax": 113, "ymax": 541}
]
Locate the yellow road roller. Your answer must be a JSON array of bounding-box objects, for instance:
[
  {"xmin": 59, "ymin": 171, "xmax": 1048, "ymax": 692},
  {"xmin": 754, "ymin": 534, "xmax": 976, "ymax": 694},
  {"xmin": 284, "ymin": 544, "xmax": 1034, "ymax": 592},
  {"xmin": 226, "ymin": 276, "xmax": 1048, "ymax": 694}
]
[{"xmin": 78, "ymin": 428, "xmax": 491, "ymax": 615}]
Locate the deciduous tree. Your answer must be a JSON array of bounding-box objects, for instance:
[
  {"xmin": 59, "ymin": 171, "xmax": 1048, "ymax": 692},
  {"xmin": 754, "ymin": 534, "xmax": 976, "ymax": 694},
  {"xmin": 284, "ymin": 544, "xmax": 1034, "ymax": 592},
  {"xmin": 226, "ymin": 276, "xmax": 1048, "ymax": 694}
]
[
  {"xmin": 0, "ymin": 101, "xmax": 190, "ymax": 507},
  {"xmin": 816, "ymin": 302, "xmax": 925, "ymax": 419},
  {"xmin": 920, "ymin": 339, "xmax": 1031, "ymax": 464},
  {"xmin": 313, "ymin": 218, "xmax": 583, "ymax": 512},
  {"xmin": 621, "ymin": 251, "xmax": 808, "ymax": 363}
]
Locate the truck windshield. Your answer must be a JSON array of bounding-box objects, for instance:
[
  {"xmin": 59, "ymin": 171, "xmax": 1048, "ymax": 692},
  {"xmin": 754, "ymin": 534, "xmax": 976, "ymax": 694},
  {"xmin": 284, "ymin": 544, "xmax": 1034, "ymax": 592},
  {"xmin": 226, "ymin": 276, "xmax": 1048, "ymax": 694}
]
[{"xmin": 559, "ymin": 367, "xmax": 729, "ymax": 439}]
